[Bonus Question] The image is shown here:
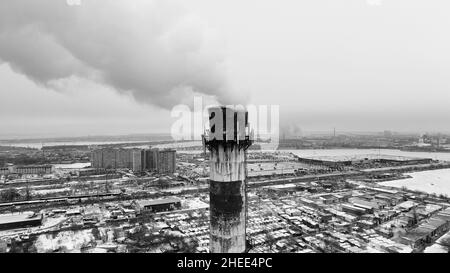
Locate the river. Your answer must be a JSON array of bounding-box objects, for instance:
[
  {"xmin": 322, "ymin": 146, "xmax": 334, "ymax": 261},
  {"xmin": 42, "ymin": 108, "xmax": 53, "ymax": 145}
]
[{"xmin": 380, "ymin": 169, "xmax": 450, "ymax": 196}]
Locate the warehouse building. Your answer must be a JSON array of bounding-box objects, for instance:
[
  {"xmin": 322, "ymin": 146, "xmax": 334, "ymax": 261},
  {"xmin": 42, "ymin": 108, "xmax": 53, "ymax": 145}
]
[
  {"xmin": 0, "ymin": 165, "xmax": 54, "ymax": 175},
  {"xmin": 0, "ymin": 212, "xmax": 43, "ymax": 231},
  {"xmin": 341, "ymin": 204, "xmax": 367, "ymax": 216},
  {"xmin": 400, "ymin": 207, "xmax": 450, "ymax": 248},
  {"xmin": 133, "ymin": 197, "xmax": 182, "ymax": 213}
]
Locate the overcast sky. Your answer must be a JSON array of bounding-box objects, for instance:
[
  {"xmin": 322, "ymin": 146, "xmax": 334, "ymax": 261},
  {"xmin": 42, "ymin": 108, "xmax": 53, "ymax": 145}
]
[{"xmin": 1, "ymin": 0, "xmax": 450, "ymax": 138}]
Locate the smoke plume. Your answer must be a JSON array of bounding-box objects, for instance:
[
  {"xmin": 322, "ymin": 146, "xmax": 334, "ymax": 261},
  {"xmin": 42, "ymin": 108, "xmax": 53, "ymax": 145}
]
[{"xmin": 0, "ymin": 0, "xmax": 244, "ymax": 108}]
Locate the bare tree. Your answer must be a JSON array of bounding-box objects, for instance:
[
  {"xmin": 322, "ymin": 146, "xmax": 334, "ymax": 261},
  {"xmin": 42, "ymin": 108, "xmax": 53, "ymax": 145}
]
[{"xmin": 0, "ymin": 188, "xmax": 21, "ymax": 202}]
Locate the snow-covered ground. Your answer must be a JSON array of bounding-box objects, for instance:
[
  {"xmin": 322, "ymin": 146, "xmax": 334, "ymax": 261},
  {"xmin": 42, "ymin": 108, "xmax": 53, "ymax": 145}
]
[
  {"xmin": 184, "ymin": 198, "xmax": 209, "ymax": 210},
  {"xmin": 54, "ymin": 163, "xmax": 91, "ymax": 169},
  {"xmin": 34, "ymin": 230, "xmax": 95, "ymax": 252},
  {"xmin": 380, "ymin": 168, "xmax": 450, "ymax": 196},
  {"xmin": 33, "ymin": 188, "xmax": 71, "ymax": 195},
  {"xmin": 289, "ymin": 149, "xmax": 450, "ymax": 162}
]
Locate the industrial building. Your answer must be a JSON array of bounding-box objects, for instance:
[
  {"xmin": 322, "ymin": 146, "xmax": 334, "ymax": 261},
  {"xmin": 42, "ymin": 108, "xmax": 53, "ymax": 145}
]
[
  {"xmin": 263, "ymin": 184, "xmax": 299, "ymax": 195},
  {"xmin": 341, "ymin": 204, "xmax": 367, "ymax": 216},
  {"xmin": 400, "ymin": 208, "xmax": 450, "ymax": 248},
  {"xmin": 133, "ymin": 197, "xmax": 181, "ymax": 213},
  {"xmin": 75, "ymin": 168, "xmax": 109, "ymax": 177},
  {"xmin": 0, "ymin": 212, "xmax": 43, "ymax": 231},
  {"xmin": 0, "ymin": 165, "xmax": 54, "ymax": 175}
]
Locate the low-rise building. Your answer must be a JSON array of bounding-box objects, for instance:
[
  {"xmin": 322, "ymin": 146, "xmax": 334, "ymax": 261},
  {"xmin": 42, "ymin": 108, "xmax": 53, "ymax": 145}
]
[
  {"xmin": 0, "ymin": 212, "xmax": 43, "ymax": 231},
  {"xmin": 0, "ymin": 165, "xmax": 54, "ymax": 175},
  {"xmin": 134, "ymin": 197, "xmax": 182, "ymax": 213}
]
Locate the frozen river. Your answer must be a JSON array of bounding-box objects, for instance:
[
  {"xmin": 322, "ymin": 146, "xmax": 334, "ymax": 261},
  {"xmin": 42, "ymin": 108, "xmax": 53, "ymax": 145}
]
[
  {"xmin": 287, "ymin": 149, "xmax": 450, "ymax": 162},
  {"xmin": 0, "ymin": 140, "xmax": 152, "ymax": 149},
  {"xmin": 181, "ymin": 148, "xmax": 450, "ymax": 162},
  {"xmin": 380, "ymin": 169, "xmax": 450, "ymax": 196}
]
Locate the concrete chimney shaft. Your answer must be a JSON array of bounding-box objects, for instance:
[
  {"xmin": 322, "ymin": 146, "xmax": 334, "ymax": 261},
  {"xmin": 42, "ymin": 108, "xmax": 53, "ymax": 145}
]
[{"xmin": 203, "ymin": 106, "xmax": 253, "ymax": 253}]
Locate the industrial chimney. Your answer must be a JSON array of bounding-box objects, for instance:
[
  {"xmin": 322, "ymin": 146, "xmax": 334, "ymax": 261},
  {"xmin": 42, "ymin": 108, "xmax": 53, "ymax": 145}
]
[{"xmin": 203, "ymin": 106, "xmax": 253, "ymax": 253}]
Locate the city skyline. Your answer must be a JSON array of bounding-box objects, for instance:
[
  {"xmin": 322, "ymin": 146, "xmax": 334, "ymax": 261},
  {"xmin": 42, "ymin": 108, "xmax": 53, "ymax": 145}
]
[{"xmin": 2, "ymin": 0, "xmax": 450, "ymax": 260}]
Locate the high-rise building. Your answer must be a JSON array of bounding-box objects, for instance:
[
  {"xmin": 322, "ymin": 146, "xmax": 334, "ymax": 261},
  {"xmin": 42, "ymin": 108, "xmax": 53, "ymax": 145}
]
[
  {"xmin": 117, "ymin": 149, "xmax": 133, "ymax": 169},
  {"xmin": 102, "ymin": 148, "xmax": 117, "ymax": 169},
  {"xmin": 158, "ymin": 149, "xmax": 176, "ymax": 174},
  {"xmin": 91, "ymin": 148, "xmax": 134, "ymax": 169},
  {"xmin": 132, "ymin": 149, "xmax": 144, "ymax": 172},
  {"xmin": 144, "ymin": 148, "xmax": 159, "ymax": 171},
  {"xmin": 91, "ymin": 147, "xmax": 176, "ymax": 174}
]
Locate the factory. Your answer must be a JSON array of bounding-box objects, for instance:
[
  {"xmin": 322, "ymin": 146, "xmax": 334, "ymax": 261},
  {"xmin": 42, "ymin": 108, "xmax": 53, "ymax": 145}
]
[
  {"xmin": 400, "ymin": 208, "xmax": 450, "ymax": 248},
  {"xmin": 133, "ymin": 197, "xmax": 182, "ymax": 213},
  {"xmin": 295, "ymin": 154, "xmax": 433, "ymax": 168},
  {"xmin": 0, "ymin": 165, "xmax": 54, "ymax": 175},
  {"xmin": 341, "ymin": 204, "xmax": 367, "ymax": 216}
]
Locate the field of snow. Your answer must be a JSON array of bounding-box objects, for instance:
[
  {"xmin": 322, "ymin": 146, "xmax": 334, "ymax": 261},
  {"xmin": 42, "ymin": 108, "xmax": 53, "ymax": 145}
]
[
  {"xmin": 184, "ymin": 198, "xmax": 209, "ymax": 210},
  {"xmin": 380, "ymin": 168, "xmax": 450, "ymax": 196},
  {"xmin": 33, "ymin": 188, "xmax": 71, "ymax": 195},
  {"xmin": 289, "ymin": 149, "xmax": 450, "ymax": 162},
  {"xmin": 34, "ymin": 230, "xmax": 95, "ymax": 252},
  {"xmin": 54, "ymin": 163, "xmax": 91, "ymax": 169}
]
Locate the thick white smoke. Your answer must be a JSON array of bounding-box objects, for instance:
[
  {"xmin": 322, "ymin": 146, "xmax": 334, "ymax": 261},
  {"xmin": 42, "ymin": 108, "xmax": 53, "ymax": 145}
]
[{"xmin": 0, "ymin": 0, "xmax": 245, "ymax": 108}]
